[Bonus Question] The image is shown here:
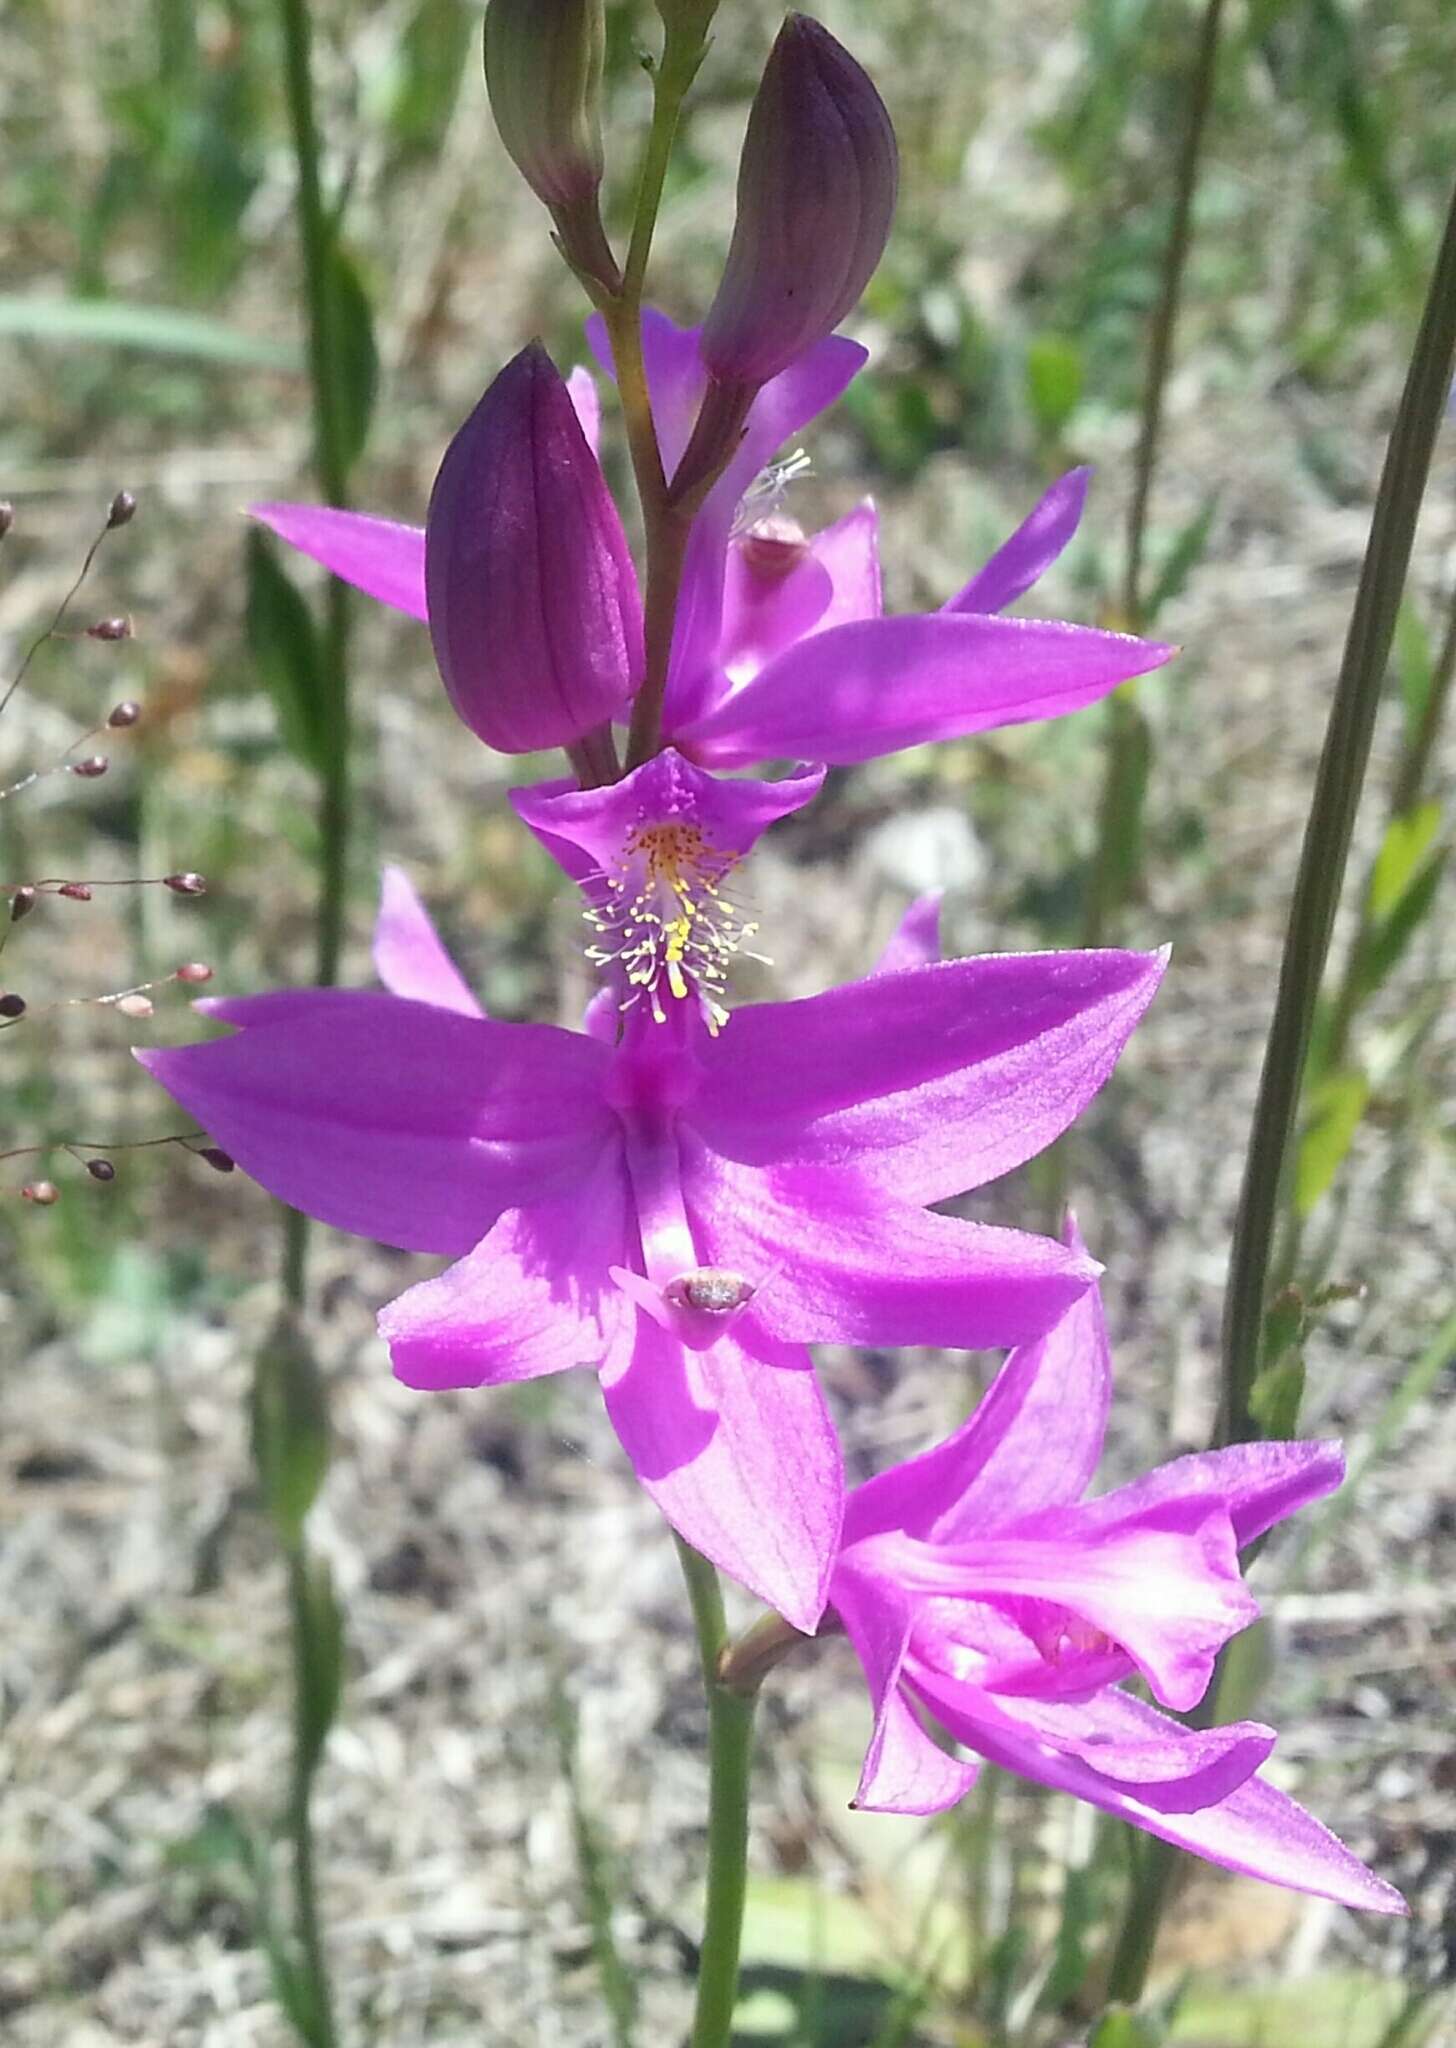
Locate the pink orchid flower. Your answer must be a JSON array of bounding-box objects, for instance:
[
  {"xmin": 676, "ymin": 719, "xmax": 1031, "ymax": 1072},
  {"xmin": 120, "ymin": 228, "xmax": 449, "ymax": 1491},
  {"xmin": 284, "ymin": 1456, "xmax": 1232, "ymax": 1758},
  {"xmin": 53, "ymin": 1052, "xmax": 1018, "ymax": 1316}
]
[
  {"xmin": 137, "ymin": 754, "xmax": 1165, "ymax": 1632},
  {"xmin": 829, "ymin": 1241, "xmax": 1405, "ymax": 1913},
  {"xmin": 252, "ymin": 312, "xmax": 1172, "ymax": 773}
]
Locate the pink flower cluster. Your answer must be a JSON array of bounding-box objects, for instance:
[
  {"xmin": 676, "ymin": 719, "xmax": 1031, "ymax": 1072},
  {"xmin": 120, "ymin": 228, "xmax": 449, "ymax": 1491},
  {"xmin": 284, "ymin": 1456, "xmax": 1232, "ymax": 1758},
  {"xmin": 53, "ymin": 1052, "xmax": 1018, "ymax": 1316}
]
[{"xmin": 142, "ymin": 12, "xmax": 1400, "ymax": 1916}]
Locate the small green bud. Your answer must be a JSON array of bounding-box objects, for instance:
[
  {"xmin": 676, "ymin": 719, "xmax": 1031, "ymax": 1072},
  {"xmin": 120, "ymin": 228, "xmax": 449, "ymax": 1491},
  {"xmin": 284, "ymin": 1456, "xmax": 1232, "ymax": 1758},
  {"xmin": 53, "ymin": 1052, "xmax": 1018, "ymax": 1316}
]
[{"xmin": 484, "ymin": 0, "xmax": 619, "ymax": 291}]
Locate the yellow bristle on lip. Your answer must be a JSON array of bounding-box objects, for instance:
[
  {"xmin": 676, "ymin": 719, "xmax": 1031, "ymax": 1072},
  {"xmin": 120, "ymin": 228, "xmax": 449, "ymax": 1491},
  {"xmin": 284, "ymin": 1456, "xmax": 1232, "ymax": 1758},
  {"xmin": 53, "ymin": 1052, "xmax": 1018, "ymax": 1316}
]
[{"xmin": 584, "ymin": 820, "xmax": 764, "ymax": 1033}]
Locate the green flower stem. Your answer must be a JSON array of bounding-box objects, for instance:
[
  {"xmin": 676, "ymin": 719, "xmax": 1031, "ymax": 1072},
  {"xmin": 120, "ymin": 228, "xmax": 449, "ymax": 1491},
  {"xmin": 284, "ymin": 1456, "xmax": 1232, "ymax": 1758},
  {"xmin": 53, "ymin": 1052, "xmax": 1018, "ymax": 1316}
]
[
  {"xmin": 675, "ymin": 1537, "xmax": 758, "ymax": 2048},
  {"xmin": 285, "ymin": 1544, "xmax": 337, "ymax": 2048},
  {"xmin": 1218, "ymin": 175, "xmax": 1456, "ymax": 1449}
]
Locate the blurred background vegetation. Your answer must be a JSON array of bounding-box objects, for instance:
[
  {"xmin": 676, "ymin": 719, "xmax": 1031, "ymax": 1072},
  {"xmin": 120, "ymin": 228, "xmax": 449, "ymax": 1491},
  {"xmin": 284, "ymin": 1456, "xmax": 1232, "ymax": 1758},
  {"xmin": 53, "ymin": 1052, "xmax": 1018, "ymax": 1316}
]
[{"xmin": 2, "ymin": 0, "xmax": 1454, "ymax": 2041}]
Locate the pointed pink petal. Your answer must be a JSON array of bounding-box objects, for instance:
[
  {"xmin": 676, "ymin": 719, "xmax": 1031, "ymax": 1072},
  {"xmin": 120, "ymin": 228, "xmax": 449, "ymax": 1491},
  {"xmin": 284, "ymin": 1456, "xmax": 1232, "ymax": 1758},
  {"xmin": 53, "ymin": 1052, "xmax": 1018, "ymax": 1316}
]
[
  {"xmin": 380, "ymin": 1148, "xmax": 631, "ymax": 1389},
  {"xmin": 682, "ymin": 1140, "xmax": 1097, "ymax": 1352},
  {"xmin": 676, "ymin": 611, "xmax": 1176, "ymax": 768},
  {"xmin": 600, "ymin": 1311, "xmax": 842, "ymax": 1631},
  {"xmin": 566, "ymin": 364, "xmax": 600, "ymax": 454},
  {"xmin": 844, "ymin": 1224, "xmax": 1111, "ymax": 1548},
  {"xmin": 831, "ymin": 1565, "xmax": 980, "ymax": 1815},
  {"xmin": 944, "ymin": 470, "xmax": 1090, "ymax": 616},
  {"xmin": 693, "ymin": 948, "xmax": 1166, "ymax": 1206},
  {"xmin": 872, "ymin": 891, "xmax": 941, "ymax": 974},
  {"xmin": 249, "ymin": 504, "xmax": 427, "ymax": 620},
  {"xmin": 921, "ymin": 1682, "xmax": 1404, "ymax": 1912},
  {"xmin": 135, "ymin": 992, "xmax": 612, "ymax": 1255},
  {"xmin": 1082, "ymin": 1440, "xmax": 1346, "ymax": 1551},
  {"xmin": 373, "ymin": 866, "xmax": 483, "ymax": 1017}
]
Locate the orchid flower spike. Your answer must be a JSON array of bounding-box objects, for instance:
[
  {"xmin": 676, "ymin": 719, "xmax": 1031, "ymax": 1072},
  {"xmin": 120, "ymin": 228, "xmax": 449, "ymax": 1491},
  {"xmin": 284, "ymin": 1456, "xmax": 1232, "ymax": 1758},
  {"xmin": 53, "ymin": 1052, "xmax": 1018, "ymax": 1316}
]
[
  {"xmin": 138, "ymin": 848, "xmax": 1166, "ymax": 1633},
  {"xmin": 425, "ymin": 341, "xmax": 642, "ymax": 754},
  {"xmin": 829, "ymin": 1246, "xmax": 1405, "ymax": 1915}
]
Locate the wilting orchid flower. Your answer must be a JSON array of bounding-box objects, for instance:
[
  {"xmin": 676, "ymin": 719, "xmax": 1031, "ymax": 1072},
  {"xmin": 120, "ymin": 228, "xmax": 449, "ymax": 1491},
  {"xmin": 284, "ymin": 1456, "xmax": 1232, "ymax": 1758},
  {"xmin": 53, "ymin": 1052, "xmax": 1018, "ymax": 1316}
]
[
  {"xmin": 829, "ymin": 1246, "xmax": 1404, "ymax": 1912},
  {"xmin": 252, "ymin": 314, "xmax": 1172, "ymax": 780},
  {"xmin": 138, "ymin": 758, "xmax": 1166, "ymax": 1629}
]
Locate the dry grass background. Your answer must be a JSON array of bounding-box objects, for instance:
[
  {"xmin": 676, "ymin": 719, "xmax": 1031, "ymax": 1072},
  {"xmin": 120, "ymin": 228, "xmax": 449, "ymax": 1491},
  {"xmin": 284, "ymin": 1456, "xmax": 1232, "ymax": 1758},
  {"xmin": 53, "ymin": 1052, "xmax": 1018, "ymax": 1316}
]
[{"xmin": 2, "ymin": 0, "xmax": 1454, "ymax": 2039}]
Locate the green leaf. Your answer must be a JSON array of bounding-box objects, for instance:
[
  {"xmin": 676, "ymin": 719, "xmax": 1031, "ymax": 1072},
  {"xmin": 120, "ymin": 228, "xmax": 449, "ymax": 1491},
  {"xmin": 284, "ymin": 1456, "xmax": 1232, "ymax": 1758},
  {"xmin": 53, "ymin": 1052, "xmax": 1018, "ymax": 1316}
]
[
  {"xmin": 389, "ymin": 0, "xmax": 473, "ymax": 151},
  {"xmin": 297, "ymin": 1554, "xmax": 344, "ymax": 1777},
  {"xmin": 1358, "ymin": 842, "xmax": 1446, "ymax": 1000},
  {"xmin": 1144, "ymin": 492, "xmax": 1219, "ymax": 625},
  {"xmin": 1091, "ymin": 2007, "xmax": 1163, "ymax": 2048},
  {"xmin": 250, "ymin": 1312, "xmax": 330, "ymax": 1547},
  {"xmin": 327, "ymin": 244, "xmax": 379, "ymax": 477},
  {"xmin": 1393, "ymin": 599, "xmax": 1434, "ymax": 736},
  {"xmin": 1296, "ymin": 1068, "xmax": 1369, "ymax": 1215},
  {"xmin": 0, "ymin": 294, "xmax": 297, "ymax": 369},
  {"xmin": 1368, "ymin": 800, "xmax": 1442, "ymax": 918},
  {"xmin": 1026, "ymin": 333, "xmax": 1083, "ymax": 440},
  {"xmin": 245, "ymin": 530, "xmax": 329, "ymax": 776}
]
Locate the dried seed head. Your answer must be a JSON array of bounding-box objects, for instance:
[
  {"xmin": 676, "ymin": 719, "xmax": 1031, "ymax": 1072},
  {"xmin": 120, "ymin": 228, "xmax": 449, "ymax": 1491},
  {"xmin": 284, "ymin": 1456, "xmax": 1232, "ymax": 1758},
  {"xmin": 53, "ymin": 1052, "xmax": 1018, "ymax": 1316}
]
[
  {"xmin": 0, "ymin": 502, "xmax": 13, "ymax": 540},
  {"xmin": 107, "ymin": 700, "xmax": 142, "ymax": 729},
  {"xmin": 164, "ymin": 871, "xmax": 207, "ymax": 896},
  {"xmin": 107, "ymin": 490, "xmax": 138, "ymax": 529},
  {"xmin": 57, "ymin": 883, "xmax": 93, "ymax": 901},
  {"xmin": 174, "ymin": 961, "xmax": 214, "ymax": 984},
  {"xmin": 21, "ymin": 1181, "xmax": 59, "ymax": 1206},
  {"xmin": 198, "ymin": 1145, "xmax": 235, "ymax": 1174},
  {"xmin": 87, "ymin": 616, "xmax": 133, "ymax": 643},
  {"xmin": 0, "ymin": 993, "xmax": 26, "ymax": 1018},
  {"xmin": 115, "ymin": 993, "xmax": 154, "ymax": 1019},
  {"xmin": 70, "ymin": 755, "xmax": 109, "ymax": 779},
  {"xmin": 85, "ymin": 1158, "xmax": 117, "ymax": 1182},
  {"xmin": 10, "ymin": 887, "xmax": 37, "ymax": 922}
]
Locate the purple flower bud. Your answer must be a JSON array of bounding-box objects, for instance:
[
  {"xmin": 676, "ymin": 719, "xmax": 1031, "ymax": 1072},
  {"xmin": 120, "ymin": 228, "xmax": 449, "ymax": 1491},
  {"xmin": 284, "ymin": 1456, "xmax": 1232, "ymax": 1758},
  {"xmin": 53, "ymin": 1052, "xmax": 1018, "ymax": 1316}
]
[
  {"xmin": 0, "ymin": 502, "xmax": 14, "ymax": 540},
  {"xmin": 86, "ymin": 1157, "xmax": 117, "ymax": 1182},
  {"xmin": 425, "ymin": 342, "xmax": 643, "ymax": 754},
  {"xmin": 484, "ymin": 0, "xmax": 618, "ymax": 288},
  {"xmin": 107, "ymin": 490, "xmax": 138, "ymax": 529},
  {"xmin": 164, "ymin": 871, "xmax": 207, "ymax": 896},
  {"xmin": 700, "ymin": 15, "xmax": 897, "ymax": 391}
]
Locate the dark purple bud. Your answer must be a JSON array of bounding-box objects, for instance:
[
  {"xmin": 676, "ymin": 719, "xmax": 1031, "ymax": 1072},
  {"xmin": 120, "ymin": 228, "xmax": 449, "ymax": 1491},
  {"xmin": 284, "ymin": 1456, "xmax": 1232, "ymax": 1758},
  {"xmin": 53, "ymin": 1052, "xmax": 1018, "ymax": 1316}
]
[
  {"xmin": 87, "ymin": 616, "xmax": 133, "ymax": 642},
  {"xmin": 71, "ymin": 755, "xmax": 109, "ymax": 779},
  {"xmin": 10, "ymin": 887, "xmax": 36, "ymax": 922},
  {"xmin": 164, "ymin": 872, "xmax": 207, "ymax": 896},
  {"xmin": 107, "ymin": 490, "xmax": 138, "ymax": 529},
  {"xmin": 21, "ymin": 1181, "xmax": 59, "ymax": 1206},
  {"xmin": 0, "ymin": 993, "xmax": 26, "ymax": 1018},
  {"xmin": 700, "ymin": 15, "xmax": 897, "ymax": 389},
  {"xmin": 198, "ymin": 1146, "xmax": 235, "ymax": 1174},
  {"xmin": 85, "ymin": 1158, "xmax": 117, "ymax": 1182},
  {"xmin": 483, "ymin": 0, "xmax": 617, "ymax": 287},
  {"xmin": 107, "ymin": 700, "xmax": 142, "ymax": 728},
  {"xmin": 426, "ymin": 342, "xmax": 643, "ymax": 753},
  {"xmin": 0, "ymin": 502, "xmax": 13, "ymax": 540},
  {"xmin": 58, "ymin": 883, "xmax": 93, "ymax": 901}
]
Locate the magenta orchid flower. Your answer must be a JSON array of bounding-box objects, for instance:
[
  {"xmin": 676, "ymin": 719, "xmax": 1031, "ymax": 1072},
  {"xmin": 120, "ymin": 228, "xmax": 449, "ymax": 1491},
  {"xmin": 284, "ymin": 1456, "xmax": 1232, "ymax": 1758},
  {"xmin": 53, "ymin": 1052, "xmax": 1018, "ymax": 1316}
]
[
  {"xmin": 251, "ymin": 312, "xmax": 1172, "ymax": 776},
  {"xmin": 829, "ymin": 1244, "xmax": 1405, "ymax": 1913},
  {"xmin": 137, "ymin": 754, "xmax": 1166, "ymax": 1632}
]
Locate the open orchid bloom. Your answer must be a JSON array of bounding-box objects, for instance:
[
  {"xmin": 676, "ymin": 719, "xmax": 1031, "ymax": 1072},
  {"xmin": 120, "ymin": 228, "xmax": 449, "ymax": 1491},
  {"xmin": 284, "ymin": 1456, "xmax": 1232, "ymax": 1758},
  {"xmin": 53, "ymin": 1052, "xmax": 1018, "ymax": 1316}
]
[
  {"xmin": 829, "ymin": 1248, "xmax": 1405, "ymax": 1913},
  {"xmin": 251, "ymin": 313, "xmax": 1172, "ymax": 776},
  {"xmin": 138, "ymin": 784, "xmax": 1165, "ymax": 1630}
]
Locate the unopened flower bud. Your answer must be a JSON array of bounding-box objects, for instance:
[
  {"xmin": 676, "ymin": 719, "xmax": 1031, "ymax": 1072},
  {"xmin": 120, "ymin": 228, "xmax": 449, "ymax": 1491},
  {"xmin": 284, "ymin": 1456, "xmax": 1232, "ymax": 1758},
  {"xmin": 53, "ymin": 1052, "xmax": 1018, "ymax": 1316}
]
[
  {"xmin": 164, "ymin": 871, "xmax": 207, "ymax": 896},
  {"xmin": 0, "ymin": 502, "xmax": 14, "ymax": 540},
  {"xmin": 198, "ymin": 1145, "xmax": 235, "ymax": 1174},
  {"xmin": 58, "ymin": 883, "xmax": 93, "ymax": 901},
  {"xmin": 71, "ymin": 755, "xmax": 109, "ymax": 779},
  {"xmin": 701, "ymin": 15, "xmax": 896, "ymax": 390},
  {"xmin": 87, "ymin": 615, "xmax": 133, "ymax": 642},
  {"xmin": 175, "ymin": 961, "xmax": 214, "ymax": 984},
  {"xmin": 0, "ymin": 993, "xmax": 26, "ymax": 1018},
  {"xmin": 107, "ymin": 490, "xmax": 138, "ymax": 529},
  {"xmin": 426, "ymin": 342, "xmax": 643, "ymax": 753},
  {"xmin": 484, "ymin": 0, "xmax": 618, "ymax": 289},
  {"xmin": 116, "ymin": 993, "xmax": 154, "ymax": 1019},
  {"xmin": 10, "ymin": 887, "xmax": 36, "ymax": 922},
  {"xmin": 107, "ymin": 700, "xmax": 142, "ymax": 728},
  {"xmin": 21, "ymin": 1181, "xmax": 59, "ymax": 1206},
  {"xmin": 86, "ymin": 1157, "xmax": 117, "ymax": 1182}
]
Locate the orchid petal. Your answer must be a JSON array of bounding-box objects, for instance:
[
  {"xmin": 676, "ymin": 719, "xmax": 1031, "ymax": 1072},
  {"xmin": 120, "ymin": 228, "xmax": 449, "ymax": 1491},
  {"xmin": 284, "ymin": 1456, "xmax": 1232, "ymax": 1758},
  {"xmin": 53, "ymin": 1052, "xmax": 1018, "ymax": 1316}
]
[
  {"xmin": 683, "ymin": 1141, "xmax": 1097, "ymax": 1352},
  {"xmin": 1083, "ymin": 1440, "xmax": 1347, "ymax": 1552},
  {"xmin": 718, "ymin": 500, "xmax": 883, "ymax": 690},
  {"xmin": 844, "ymin": 1222, "xmax": 1111, "ymax": 1548},
  {"xmin": 249, "ymin": 504, "xmax": 427, "ymax": 621},
  {"xmin": 600, "ymin": 1310, "xmax": 842, "ymax": 1630},
  {"xmin": 944, "ymin": 470, "xmax": 1090, "ymax": 616},
  {"xmin": 566, "ymin": 364, "xmax": 600, "ymax": 454},
  {"xmin": 831, "ymin": 1567, "xmax": 979, "ymax": 1815},
  {"xmin": 676, "ymin": 612, "xmax": 1176, "ymax": 769},
  {"xmin": 380, "ymin": 1146, "xmax": 631, "ymax": 1389},
  {"xmin": 373, "ymin": 866, "xmax": 483, "ymax": 1017},
  {"xmin": 136, "ymin": 991, "xmax": 612, "ymax": 1256},
  {"xmin": 923, "ymin": 1683, "xmax": 1404, "ymax": 1912},
  {"xmin": 872, "ymin": 892, "xmax": 941, "ymax": 975},
  {"xmin": 693, "ymin": 949, "xmax": 1166, "ymax": 1206}
]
